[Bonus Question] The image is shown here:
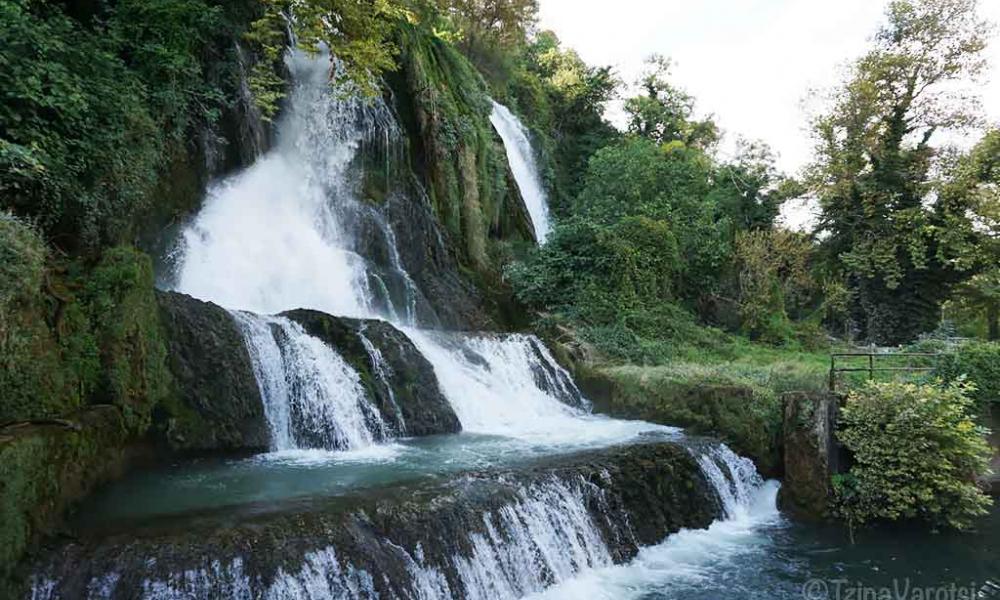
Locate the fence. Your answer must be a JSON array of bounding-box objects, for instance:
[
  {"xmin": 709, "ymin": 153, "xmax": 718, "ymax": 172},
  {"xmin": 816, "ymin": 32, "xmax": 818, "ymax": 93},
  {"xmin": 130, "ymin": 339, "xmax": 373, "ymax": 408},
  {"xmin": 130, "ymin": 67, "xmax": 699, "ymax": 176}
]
[{"xmin": 828, "ymin": 352, "xmax": 939, "ymax": 392}]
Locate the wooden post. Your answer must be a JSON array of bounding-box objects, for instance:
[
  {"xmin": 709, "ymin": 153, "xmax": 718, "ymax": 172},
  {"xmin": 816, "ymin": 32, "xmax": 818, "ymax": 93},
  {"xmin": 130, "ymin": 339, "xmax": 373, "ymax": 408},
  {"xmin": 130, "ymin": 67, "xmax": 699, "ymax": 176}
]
[{"xmin": 868, "ymin": 353, "xmax": 874, "ymax": 382}]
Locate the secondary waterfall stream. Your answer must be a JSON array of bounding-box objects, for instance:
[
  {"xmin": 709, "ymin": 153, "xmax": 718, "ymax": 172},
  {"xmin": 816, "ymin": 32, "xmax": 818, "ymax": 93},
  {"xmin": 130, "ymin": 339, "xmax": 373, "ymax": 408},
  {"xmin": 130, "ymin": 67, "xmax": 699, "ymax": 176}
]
[
  {"xmin": 489, "ymin": 101, "xmax": 553, "ymax": 244},
  {"xmin": 25, "ymin": 48, "xmax": 802, "ymax": 600}
]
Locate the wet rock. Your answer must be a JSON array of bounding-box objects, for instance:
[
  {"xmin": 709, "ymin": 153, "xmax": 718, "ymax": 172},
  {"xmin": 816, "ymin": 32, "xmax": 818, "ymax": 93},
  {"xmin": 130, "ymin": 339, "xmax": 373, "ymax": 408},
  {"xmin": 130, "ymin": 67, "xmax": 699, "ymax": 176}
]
[
  {"xmin": 777, "ymin": 391, "xmax": 843, "ymax": 520},
  {"xmin": 283, "ymin": 309, "xmax": 460, "ymax": 437},
  {"xmin": 26, "ymin": 442, "xmax": 718, "ymax": 600},
  {"xmin": 156, "ymin": 291, "xmax": 269, "ymax": 452}
]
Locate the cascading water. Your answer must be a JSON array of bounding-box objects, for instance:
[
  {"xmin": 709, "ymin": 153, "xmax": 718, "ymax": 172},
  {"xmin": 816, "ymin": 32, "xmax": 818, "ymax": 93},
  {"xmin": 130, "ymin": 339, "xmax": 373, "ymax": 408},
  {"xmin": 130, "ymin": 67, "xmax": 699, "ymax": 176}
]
[
  {"xmin": 233, "ymin": 311, "xmax": 387, "ymax": 451},
  {"xmin": 528, "ymin": 446, "xmax": 779, "ymax": 600},
  {"xmin": 120, "ymin": 42, "xmax": 786, "ymax": 600},
  {"xmin": 489, "ymin": 101, "xmax": 553, "ymax": 244},
  {"xmin": 171, "ymin": 47, "xmax": 597, "ymax": 451},
  {"xmin": 173, "ymin": 48, "xmax": 408, "ymax": 320},
  {"xmin": 403, "ymin": 330, "xmax": 584, "ymax": 436}
]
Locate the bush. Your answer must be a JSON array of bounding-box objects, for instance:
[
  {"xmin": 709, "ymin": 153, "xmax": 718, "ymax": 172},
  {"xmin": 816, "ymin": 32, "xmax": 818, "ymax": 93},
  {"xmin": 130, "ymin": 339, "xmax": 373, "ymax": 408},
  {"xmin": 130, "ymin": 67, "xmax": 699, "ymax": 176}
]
[
  {"xmin": 934, "ymin": 342, "xmax": 1000, "ymax": 406},
  {"xmin": 832, "ymin": 380, "xmax": 993, "ymax": 534}
]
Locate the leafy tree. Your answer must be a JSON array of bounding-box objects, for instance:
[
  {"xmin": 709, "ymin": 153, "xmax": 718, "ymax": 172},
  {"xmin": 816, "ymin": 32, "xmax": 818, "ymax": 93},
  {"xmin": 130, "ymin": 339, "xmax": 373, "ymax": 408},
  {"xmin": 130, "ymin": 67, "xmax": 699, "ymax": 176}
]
[
  {"xmin": 733, "ymin": 228, "xmax": 817, "ymax": 343},
  {"xmin": 624, "ymin": 55, "xmax": 718, "ymax": 150},
  {"xmin": 711, "ymin": 139, "xmax": 801, "ymax": 233},
  {"xmin": 832, "ymin": 380, "xmax": 993, "ymax": 535},
  {"xmin": 520, "ymin": 31, "xmax": 619, "ymax": 203},
  {"xmin": 0, "ymin": 0, "xmax": 219, "ymax": 249},
  {"xmin": 436, "ymin": 0, "xmax": 538, "ymax": 55},
  {"xmin": 808, "ymin": 0, "xmax": 991, "ymax": 344},
  {"xmin": 247, "ymin": 0, "xmax": 407, "ymax": 116},
  {"xmin": 573, "ymin": 137, "xmax": 727, "ymax": 295}
]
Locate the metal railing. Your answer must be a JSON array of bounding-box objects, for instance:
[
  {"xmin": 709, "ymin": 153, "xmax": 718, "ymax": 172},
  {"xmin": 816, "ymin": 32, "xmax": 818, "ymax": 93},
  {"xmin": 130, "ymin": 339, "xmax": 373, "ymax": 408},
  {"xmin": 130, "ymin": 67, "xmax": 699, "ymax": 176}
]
[{"xmin": 828, "ymin": 352, "xmax": 940, "ymax": 391}]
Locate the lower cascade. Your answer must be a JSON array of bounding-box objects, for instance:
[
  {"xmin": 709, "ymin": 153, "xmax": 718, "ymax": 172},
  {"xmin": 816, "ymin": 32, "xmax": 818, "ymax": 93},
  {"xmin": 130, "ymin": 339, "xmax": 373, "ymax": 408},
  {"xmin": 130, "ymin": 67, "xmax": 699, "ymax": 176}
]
[{"xmin": 29, "ymin": 443, "xmax": 767, "ymax": 600}]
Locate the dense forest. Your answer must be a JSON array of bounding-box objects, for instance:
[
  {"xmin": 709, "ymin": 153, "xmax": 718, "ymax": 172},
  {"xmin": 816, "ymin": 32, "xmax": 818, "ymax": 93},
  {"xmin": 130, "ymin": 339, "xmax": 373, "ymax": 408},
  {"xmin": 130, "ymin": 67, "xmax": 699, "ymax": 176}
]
[{"xmin": 2, "ymin": 0, "xmax": 1000, "ymax": 597}]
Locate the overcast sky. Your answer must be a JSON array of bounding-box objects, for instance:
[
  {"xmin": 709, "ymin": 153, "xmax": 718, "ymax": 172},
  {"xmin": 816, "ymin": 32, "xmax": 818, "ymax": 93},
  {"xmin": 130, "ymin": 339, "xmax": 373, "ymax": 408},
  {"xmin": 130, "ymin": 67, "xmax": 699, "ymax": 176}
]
[{"xmin": 537, "ymin": 0, "xmax": 1000, "ymax": 176}]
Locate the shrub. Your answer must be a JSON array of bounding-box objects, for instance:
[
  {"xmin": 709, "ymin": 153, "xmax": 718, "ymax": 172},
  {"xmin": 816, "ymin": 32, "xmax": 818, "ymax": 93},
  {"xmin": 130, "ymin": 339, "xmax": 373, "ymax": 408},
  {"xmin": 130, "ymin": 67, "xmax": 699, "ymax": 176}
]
[
  {"xmin": 934, "ymin": 342, "xmax": 1000, "ymax": 406},
  {"xmin": 832, "ymin": 380, "xmax": 993, "ymax": 534}
]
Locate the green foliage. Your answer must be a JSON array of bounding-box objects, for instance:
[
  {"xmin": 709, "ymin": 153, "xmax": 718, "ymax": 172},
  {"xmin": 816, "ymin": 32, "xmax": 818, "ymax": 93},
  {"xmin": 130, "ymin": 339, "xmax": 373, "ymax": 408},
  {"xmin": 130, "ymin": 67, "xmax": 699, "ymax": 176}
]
[
  {"xmin": 247, "ymin": 0, "xmax": 406, "ymax": 117},
  {"xmin": 833, "ymin": 380, "xmax": 993, "ymax": 532},
  {"xmin": 734, "ymin": 228, "xmax": 818, "ymax": 344},
  {"xmin": 587, "ymin": 350, "xmax": 829, "ymax": 474},
  {"xmin": 574, "ymin": 138, "xmax": 728, "ymax": 294},
  {"xmin": 624, "ymin": 55, "xmax": 718, "ymax": 150},
  {"xmin": 809, "ymin": 0, "xmax": 991, "ymax": 344},
  {"xmin": 0, "ymin": 0, "xmax": 228, "ymax": 250},
  {"xmin": 78, "ymin": 247, "xmax": 170, "ymax": 434},
  {"xmin": 515, "ymin": 31, "xmax": 619, "ymax": 206},
  {"xmin": 934, "ymin": 342, "xmax": 1000, "ymax": 405}
]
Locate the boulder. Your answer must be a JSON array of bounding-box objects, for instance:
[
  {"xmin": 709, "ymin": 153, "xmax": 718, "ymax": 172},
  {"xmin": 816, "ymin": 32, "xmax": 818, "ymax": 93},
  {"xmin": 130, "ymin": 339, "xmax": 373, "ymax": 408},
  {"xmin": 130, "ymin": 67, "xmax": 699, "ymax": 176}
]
[
  {"xmin": 156, "ymin": 291, "xmax": 269, "ymax": 452},
  {"xmin": 283, "ymin": 309, "xmax": 461, "ymax": 437},
  {"xmin": 777, "ymin": 391, "xmax": 842, "ymax": 520}
]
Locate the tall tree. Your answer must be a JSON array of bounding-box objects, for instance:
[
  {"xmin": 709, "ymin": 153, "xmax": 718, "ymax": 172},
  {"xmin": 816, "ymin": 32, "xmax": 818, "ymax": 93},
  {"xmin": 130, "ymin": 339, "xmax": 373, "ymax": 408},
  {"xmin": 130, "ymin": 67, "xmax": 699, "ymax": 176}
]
[
  {"xmin": 943, "ymin": 130, "xmax": 1000, "ymax": 339},
  {"xmin": 436, "ymin": 0, "xmax": 538, "ymax": 55},
  {"xmin": 624, "ymin": 55, "xmax": 718, "ymax": 150},
  {"xmin": 808, "ymin": 0, "xmax": 991, "ymax": 344}
]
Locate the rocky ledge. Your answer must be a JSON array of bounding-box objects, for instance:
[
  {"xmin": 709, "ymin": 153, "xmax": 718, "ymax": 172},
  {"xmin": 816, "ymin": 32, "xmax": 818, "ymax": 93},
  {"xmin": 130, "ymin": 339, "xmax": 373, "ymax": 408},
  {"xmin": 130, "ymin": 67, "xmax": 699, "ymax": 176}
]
[{"xmin": 25, "ymin": 441, "xmax": 720, "ymax": 600}]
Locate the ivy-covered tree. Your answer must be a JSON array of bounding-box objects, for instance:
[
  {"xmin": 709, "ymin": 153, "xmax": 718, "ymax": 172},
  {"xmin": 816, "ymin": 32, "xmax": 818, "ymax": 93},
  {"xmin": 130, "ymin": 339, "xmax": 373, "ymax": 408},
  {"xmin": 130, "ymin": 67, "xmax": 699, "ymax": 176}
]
[
  {"xmin": 809, "ymin": 0, "xmax": 991, "ymax": 344},
  {"xmin": 624, "ymin": 55, "xmax": 718, "ymax": 151}
]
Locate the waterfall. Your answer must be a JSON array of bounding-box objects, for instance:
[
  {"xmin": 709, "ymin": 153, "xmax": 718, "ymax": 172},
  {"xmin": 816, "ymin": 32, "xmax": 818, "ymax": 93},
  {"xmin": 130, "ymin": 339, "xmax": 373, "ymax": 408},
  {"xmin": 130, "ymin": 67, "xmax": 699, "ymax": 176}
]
[
  {"xmin": 403, "ymin": 330, "xmax": 586, "ymax": 437},
  {"xmin": 233, "ymin": 312, "xmax": 388, "ymax": 451},
  {"xmin": 489, "ymin": 101, "xmax": 553, "ymax": 244},
  {"xmin": 454, "ymin": 478, "xmax": 613, "ymax": 600},
  {"xmin": 173, "ymin": 47, "xmax": 408, "ymax": 320},
  {"xmin": 528, "ymin": 446, "xmax": 778, "ymax": 600}
]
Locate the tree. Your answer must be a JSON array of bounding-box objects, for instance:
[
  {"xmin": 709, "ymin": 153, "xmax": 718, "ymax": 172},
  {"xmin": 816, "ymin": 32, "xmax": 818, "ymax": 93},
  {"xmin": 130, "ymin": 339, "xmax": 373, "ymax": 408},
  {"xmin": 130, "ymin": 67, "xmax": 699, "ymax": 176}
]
[
  {"xmin": 248, "ymin": 0, "xmax": 407, "ymax": 116},
  {"xmin": 941, "ymin": 130, "xmax": 1000, "ymax": 338},
  {"xmin": 809, "ymin": 0, "xmax": 991, "ymax": 344},
  {"xmin": 624, "ymin": 55, "xmax": 718, "ymax": 150},
  {"xmin": 522, "ymin": 31, "xmax": 620, "ymax": 203},
  {"xmin": 733, "ymin": 228, "xmax": 817, "ymax": 344},
  {"xmin": 711, "ymin": 139, "xmax": 801, "ymax": 233},
  {"xmin": 436, "ymin": 0, "xmax": 538, "ymax": 55}
]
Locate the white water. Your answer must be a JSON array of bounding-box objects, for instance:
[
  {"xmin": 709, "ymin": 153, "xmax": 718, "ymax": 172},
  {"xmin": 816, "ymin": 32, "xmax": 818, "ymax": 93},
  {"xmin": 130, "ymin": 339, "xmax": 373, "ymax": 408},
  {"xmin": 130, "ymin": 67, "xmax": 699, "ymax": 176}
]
[
  {"xmin": 489, "ymin": 101, "xmax": 553, "ymax": 244},
  {"xmin": 171, "ymin": 48, "xmax": 638, "ymax": 453},
  {"xmin": 156, "ymin": 46, "xmax": 785, "ymax": 600},
  {"xmin": 233, "ymin": 312, "xmax": 386, "ymax": 451},
  {"xmin": 527, "ymin": 449, "xmax": 780, "ymax": 600},
  {"xmin": 455, "ymin": 478, "xmax": 614, "ymax": 600},
  {"xmin": 174, "ymin": 48, "xmax": 399, "ymax": 320}
]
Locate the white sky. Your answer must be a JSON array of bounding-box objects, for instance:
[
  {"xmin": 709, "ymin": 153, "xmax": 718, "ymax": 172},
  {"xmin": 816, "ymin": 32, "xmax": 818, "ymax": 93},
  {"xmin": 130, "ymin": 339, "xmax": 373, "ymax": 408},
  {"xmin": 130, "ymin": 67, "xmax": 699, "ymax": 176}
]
[{"xmin": 538, "ymin": 0, "xmax": 1000, "ymax": 176}]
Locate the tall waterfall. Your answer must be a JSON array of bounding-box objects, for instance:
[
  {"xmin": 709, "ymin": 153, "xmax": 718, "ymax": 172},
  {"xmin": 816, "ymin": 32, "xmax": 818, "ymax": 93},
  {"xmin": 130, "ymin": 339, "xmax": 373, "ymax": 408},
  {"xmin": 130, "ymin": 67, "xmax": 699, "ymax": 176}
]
[
  {"xmin": 170, "ymin": 49, "xmax": 586, "ymax": 452},
  {"xmin": 489, "ymin": 101, "xmax": 553, "ymax": 244},
  {"xmin": 174, "ymin": 48, "xmax": 407, "ymax": 320}
]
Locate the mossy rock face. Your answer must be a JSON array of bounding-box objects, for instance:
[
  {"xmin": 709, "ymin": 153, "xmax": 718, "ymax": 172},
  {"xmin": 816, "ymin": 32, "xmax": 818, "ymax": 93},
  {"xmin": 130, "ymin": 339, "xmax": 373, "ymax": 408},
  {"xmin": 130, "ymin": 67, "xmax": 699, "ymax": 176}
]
[
  {"xmin": 77, "ymin": 247, "xmax": 172, "ymax": 437},
  {"xmin": 0, "ymin": 216, "xmax": 95, "ymax": 423},
  {"xmin": 155, "ymin": 291, "xmax": 269, "ymax": 452},
  {"xmin": 390, "ymin": 27, "xmax": 535, "ymax": 325},
  {"xmin": 0, "ymin": 406, "xmax": 128, "ymax": 594},
  {"xmin": 578, "ymin": 367, "xmax": 782, "ymax": 477},
  {"xmin": 27, "ymin": 442, "xmax": 717, "ymax": 598},
  {"xmin": 284, "ymin": 309, "xmax": 461, "ymax": 437}
]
